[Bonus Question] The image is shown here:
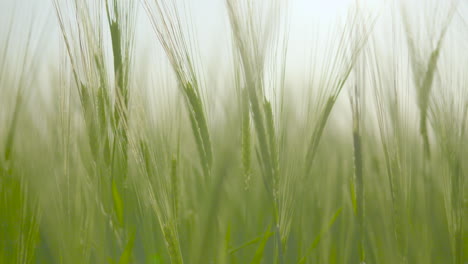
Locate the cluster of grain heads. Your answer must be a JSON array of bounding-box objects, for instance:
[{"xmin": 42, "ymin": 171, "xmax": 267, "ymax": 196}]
[
  {"xmin": 347, "ymin": 7, "xmax": 382, "ymax": 262},
  {"xmin": 142, "ymin": 0, "xmax": 213, "ymax": 179},
  {"xmin": 370, "ymin": 16, "xmax": 411, "ymax": 262},
  {"xmin": 136, "ymin": 138, "xmax": 184, "ymax": 264},
  {"xmin": 303, "ymin": 7, "xmax": 376, "ymax": 176},
  {"xmin": 53, "ymin": 0, "xmax": 138, "ymax": 262},
  {"xmin": 2, "ymin": 0, "xmax": 468, "ymax": 263},
  {"xmin": 54, "ymin": 0, "xmax": 137, "ymax": 174},
  {"xmin": 226, "ymin": 0, "xmax": 289, "ymax": 262},
  {"xmin": 400, "ymin": 1, "xmax": 460, "ymax": 259},
  {"xmin": 53, "ymin": 0, "xmax": 109, "ymax": 151},
  {"xmin": 401, "ymin": 0, "xmax": 458, "ymax": 159},
  {"xmin": 293, "ymin": 7, "xmax": 376, "ymax": 262},
  {"xmin": 141, "ymin": 0, "xmax": 218, "ymax": 261},
  {"xmin": 105, "ymin": 0, "xmax": 137, "ymax": 181},
  {"xmin": 105, "ymin": 2, "xmax": 139, "ymax": 259},
  {"xmin": 427, "ymin": 43, "xmax": 468, "ymax": 264}
]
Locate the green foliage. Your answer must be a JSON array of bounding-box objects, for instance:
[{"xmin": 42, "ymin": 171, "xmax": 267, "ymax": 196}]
[{"xmin": 1, "ymin": 0, "xmax": 467, "ymax": 264}]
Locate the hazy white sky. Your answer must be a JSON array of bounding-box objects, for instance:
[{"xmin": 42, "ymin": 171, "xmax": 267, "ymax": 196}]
[
  {"xmin": 1, "ymin": 0, "xmax": 464, "ymax": 93},
  {"xmin": 0, "ymin": 0, "xmax": 383, "ymax": 57},
  {"xmin": 1, "ymin": 0, "xmax": 466, "ymax": 127},
  {"xmin": 0, "ymin": 0, "xmax": 376, "ymax": 69}
]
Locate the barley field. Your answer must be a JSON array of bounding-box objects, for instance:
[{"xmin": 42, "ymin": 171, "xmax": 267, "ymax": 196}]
[{"xmin": 0, "ymin": 0, "xmax": 467, "ymax": 263}]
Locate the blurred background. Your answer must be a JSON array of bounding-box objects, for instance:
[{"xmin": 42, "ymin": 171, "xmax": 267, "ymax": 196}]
[{"xmin": 0, "ymin": 0, "xmax": 467, "ymax": 263}]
